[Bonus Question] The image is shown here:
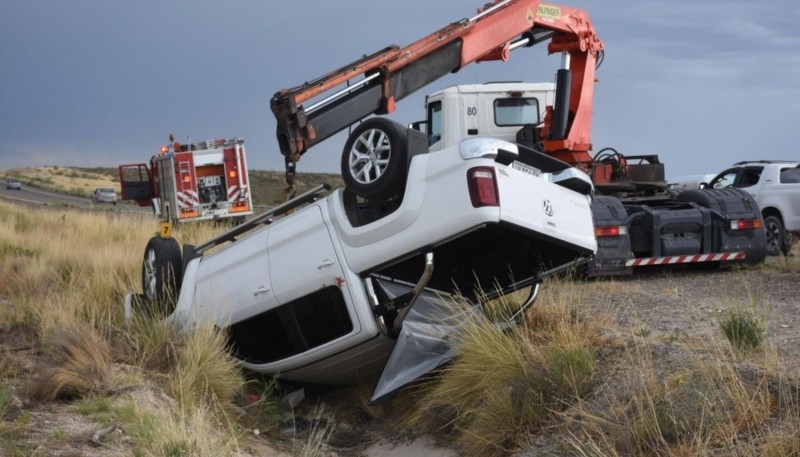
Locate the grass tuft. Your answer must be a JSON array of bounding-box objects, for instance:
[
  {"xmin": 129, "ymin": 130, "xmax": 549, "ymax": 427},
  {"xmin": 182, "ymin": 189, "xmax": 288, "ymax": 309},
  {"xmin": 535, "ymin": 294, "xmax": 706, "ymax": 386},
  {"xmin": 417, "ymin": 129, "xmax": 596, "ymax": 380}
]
[
  {"xmin": 115, "ymin": 399, "xmax": 239, "ymax": 457},
  {"xmin": 406, "ymin": 287, "xmax": 601, "ymax": 457},
  {"xmin": 167, "ymin": 323, "xmax": 244, "ymax": 415},
  {"xmin": 721, "ymin": 310, "xmax": 765, "ymax": 351},
  {"xmin": 30, "ymin": 323, "xmax": 114, "ymax": 401}
]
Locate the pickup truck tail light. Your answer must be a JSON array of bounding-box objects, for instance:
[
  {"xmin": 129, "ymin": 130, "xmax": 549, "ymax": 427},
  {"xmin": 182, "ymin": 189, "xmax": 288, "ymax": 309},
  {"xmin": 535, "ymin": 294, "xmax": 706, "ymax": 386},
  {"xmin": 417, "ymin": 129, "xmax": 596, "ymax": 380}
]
[
  {"xmin": 730, "ymin": 219, "xmax": 763, "ymax": 231},
  {"xmin": 467, "ymin": 167, "xmax": 499, "ymax": 207},
  {"xmin": 595, "ymin": 225, "xmax": 628, "ymax": 238}
]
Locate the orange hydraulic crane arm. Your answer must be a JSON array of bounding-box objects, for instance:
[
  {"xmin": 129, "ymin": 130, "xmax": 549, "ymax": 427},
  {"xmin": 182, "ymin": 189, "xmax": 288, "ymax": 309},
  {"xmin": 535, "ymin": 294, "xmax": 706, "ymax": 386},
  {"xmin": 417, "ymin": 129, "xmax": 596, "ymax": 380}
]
[{"xmin": 270, "ymin": 0, "xmax": 603, "ymax": 167}]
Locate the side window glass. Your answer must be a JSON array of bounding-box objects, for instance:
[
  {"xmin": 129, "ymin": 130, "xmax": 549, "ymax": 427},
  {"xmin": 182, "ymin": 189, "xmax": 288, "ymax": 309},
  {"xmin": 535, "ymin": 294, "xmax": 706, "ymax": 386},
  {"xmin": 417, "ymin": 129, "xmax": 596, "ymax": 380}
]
[
  {"xmin": 227, "ymin": 286, "xmax": 352, "ymax": 364},
  {"xmin": 427, "ymin": 101, "xmax": 442, "ymax": 146},
  {"xmin": 293, "ymin": 286, "xmax": 353, "ymax": 349},
  {"xmin": 494, "ymin": 98, "xmax": 540, "ymax": 126},
  {"xmin": 780, "ymin": 168, "xmax": 800, "ymax": 184},
  {"xmin": 711, "ymin": 171, "xmax": 737, "ymax": 189},
  {"xmin": 736, "ymin": 167, "xmax": 763, "ymax": 188}
]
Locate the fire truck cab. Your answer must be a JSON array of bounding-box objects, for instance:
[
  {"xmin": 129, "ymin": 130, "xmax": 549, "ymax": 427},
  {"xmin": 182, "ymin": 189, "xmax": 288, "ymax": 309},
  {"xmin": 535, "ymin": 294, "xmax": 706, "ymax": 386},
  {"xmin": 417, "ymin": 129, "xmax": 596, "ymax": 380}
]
[{"xmin": 119, "ymin": 138, "xmax": 254, "ymax": 224}]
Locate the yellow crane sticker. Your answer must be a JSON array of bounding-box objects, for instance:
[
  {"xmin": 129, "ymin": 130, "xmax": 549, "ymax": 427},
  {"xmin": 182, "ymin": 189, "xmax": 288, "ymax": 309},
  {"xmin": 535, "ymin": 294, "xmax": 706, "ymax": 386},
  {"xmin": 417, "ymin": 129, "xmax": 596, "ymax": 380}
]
[
  {"xmin": 526, "ymin": 8, "xmax": 535, "ymax": 24},
  {"xmin": 537, "ymin": 4, "xmax": 562, "ymax": 20}
]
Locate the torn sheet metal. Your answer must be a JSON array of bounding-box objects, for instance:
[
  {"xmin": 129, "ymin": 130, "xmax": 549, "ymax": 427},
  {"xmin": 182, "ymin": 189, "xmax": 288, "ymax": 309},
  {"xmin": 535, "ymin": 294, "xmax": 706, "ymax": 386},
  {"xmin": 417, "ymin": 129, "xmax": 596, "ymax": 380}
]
[{"xmin": 369, "ymin": 279, "xmax": 480, "ymax": 404}]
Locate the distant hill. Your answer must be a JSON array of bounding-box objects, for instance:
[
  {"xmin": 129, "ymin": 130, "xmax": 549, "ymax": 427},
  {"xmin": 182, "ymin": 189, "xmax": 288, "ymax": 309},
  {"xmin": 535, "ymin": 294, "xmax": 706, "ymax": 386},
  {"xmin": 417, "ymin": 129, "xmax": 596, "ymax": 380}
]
[
  {"xmin": 248, "ymin": 170, "xmax": 343, "ymax": 206},
  {"xmin": 1, "ymin": 166, "xmax": 343, "ymax": 206}
]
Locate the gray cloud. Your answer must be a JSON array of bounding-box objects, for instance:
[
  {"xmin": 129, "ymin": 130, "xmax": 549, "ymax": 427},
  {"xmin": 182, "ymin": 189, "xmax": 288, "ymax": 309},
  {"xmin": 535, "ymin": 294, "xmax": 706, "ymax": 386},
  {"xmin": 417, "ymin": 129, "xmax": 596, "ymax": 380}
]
[{"xmin": 1, "ymin": 0, "xmax": 798, "ymax": 179}]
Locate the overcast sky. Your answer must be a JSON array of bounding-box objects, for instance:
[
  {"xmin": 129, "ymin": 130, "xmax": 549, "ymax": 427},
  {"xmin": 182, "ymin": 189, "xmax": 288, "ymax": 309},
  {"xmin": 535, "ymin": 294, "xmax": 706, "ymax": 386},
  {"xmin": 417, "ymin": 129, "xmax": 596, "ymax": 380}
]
[{"xmin": 1, "ymin": 0, "xmax": 798, "ymax": 179}]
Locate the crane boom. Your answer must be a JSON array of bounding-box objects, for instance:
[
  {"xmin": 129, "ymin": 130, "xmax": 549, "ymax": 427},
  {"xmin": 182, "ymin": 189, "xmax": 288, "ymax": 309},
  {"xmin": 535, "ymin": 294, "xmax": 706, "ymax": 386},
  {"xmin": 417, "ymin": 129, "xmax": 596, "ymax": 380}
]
[{"xmin": 270, "ymin": 0, "xmax": 603, "ymax": 173}]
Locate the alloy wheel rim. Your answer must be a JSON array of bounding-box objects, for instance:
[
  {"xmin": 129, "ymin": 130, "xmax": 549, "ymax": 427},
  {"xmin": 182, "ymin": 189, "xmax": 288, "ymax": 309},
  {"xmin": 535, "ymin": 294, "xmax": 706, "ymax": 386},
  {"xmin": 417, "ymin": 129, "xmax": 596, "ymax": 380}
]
[{"xmin": 348, "ymin": 128, "xmax": 391, "ymax": 185}]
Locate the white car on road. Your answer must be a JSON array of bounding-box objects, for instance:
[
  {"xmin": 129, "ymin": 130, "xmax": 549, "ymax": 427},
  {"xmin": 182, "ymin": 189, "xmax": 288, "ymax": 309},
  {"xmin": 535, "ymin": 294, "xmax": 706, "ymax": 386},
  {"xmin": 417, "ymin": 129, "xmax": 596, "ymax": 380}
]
[{"xmin": 91, "ymin": 187, "xmax": 118, "ymax": 205}]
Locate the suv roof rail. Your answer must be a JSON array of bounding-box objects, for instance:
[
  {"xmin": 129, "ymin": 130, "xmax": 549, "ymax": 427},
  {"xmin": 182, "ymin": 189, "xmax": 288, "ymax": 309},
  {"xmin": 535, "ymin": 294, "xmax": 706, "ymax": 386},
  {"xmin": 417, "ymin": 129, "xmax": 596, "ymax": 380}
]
[{"xmin": 732, "ymin": 160, "xmax": 796, "ymax": 165}]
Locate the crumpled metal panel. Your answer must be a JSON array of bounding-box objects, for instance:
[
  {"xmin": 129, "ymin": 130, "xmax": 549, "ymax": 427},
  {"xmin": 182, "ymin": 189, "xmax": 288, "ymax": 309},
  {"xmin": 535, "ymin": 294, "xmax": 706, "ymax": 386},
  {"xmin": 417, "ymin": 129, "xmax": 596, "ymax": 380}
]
[{"xmin": 369, "ymin": 279, "xmax": 479, "ymax": 404}]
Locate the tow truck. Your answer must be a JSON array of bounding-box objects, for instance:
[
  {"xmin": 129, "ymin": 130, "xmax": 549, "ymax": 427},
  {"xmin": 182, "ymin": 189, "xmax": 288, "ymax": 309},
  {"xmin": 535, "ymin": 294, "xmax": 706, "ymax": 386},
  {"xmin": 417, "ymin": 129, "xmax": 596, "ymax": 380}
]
[
  {"xmin": 415, "ymin": 83, "xmax": 768, "ymax": 275},
  {"xmin": 118, "ymin": 136, "xmax": 254, "ymax": 225}
]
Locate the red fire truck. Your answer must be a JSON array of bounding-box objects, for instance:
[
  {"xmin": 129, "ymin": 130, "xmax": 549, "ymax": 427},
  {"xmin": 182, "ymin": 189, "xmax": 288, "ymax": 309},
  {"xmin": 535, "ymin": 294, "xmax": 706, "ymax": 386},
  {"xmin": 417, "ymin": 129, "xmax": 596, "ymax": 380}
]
[{"xmin": 119, "ymin": 137, "xmax": 254, "ymax": 224}]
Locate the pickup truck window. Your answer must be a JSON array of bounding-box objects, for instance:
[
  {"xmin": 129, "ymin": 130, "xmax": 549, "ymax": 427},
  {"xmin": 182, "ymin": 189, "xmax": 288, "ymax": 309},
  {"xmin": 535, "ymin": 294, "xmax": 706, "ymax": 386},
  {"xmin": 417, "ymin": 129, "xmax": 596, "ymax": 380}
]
[
  {"xmin": 780, "ymin": 168, "xmax": 800, "ymax": 184},
  {"xmin": 494, "ymin": 98, "xmax": 540, "ymax": 126},
  {"xmin": 228, "ymin": 286, "xmax": 352, "ymax": 364},
  {"xmin": 711, "ymin": 170, "xmax": 737, "ymax": 189},
  {"xmin": 738, "ymin": 167, "xmax": 763, "ymax": 187},
  {"xmin": 711, "ymin": 166, "xmax": 763, "ymax": 189}
]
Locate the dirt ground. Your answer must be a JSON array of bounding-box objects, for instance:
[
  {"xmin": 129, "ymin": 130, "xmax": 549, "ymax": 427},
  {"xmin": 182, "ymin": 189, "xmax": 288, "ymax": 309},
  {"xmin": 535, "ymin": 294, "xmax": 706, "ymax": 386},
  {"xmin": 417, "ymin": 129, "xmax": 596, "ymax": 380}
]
[{"xmin": 2, "ymin": 257, "xmax": 799, "ymax": 456}]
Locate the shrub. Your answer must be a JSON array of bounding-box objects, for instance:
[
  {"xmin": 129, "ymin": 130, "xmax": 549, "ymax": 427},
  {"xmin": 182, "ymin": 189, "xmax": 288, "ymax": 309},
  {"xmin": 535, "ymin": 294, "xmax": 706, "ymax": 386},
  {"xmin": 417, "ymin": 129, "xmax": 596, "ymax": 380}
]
[
  {"xmin": 721, "ymin": 310, "xmax": 765, "ymax": 351},
  {"xmin": 30, "ymin": 324, "xmax": 114, "ymax": 401},
  {"xmin": 167, "ymin": 323, "xmax": 244, "ymax": 414},
  {"xmin": 408, "ymin": 295, "xmax": 599, "ymax": 457}
]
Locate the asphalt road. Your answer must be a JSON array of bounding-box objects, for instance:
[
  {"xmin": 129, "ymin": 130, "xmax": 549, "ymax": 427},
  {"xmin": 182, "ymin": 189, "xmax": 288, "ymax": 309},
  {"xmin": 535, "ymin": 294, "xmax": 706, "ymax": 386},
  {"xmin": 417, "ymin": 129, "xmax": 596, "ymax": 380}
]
[{"xmin": 0, "ymin": 183, "xmax": 151, "ymax": 214}]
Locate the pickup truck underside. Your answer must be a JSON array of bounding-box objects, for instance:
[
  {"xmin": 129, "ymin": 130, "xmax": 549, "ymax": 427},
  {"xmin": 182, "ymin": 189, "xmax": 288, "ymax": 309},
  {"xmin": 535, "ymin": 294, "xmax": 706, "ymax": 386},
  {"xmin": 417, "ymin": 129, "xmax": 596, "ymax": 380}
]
[{"xmin": 374, "ymin": 222, "xmax": 585, "ymax": 301}]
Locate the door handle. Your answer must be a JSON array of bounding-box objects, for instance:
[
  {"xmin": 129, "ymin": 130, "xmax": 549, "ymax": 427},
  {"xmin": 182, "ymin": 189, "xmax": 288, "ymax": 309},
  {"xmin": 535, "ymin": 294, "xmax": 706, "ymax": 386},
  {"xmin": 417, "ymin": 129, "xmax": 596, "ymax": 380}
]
[
  {"xmin": 318, "ymin": 259, "xmax": 335, "ymax": 269},
  {"xmin": 253, "ymin": 286, "xmax": 270, "ymax": 297}
]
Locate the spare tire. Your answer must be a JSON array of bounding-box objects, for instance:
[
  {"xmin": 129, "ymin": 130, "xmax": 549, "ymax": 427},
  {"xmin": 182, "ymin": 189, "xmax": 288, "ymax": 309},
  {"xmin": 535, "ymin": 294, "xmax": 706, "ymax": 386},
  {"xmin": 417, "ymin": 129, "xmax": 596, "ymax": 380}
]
[
  {"xmin": 341, "ymin": 118, "xmax": 408, "ymax": 200},
  {"xmin": 141, "ymin": 236, "xmax": 183, "ymax": 313}
]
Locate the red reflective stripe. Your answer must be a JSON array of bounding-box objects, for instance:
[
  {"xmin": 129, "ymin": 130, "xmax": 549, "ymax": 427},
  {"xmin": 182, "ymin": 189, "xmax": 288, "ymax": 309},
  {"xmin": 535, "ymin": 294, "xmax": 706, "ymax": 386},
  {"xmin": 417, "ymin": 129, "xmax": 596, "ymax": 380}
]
[{"xmin": 626, "ymin": 252, "xmax": 745, "ymax": 267}]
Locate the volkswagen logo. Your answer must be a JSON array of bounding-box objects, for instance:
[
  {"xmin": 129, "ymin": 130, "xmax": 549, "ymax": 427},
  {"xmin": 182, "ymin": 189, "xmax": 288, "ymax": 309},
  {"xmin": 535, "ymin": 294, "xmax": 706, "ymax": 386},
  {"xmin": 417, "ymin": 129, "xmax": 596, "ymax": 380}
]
[{"xmin": 542, "ymin": 199, "xmax": 554, "ymax": 217}]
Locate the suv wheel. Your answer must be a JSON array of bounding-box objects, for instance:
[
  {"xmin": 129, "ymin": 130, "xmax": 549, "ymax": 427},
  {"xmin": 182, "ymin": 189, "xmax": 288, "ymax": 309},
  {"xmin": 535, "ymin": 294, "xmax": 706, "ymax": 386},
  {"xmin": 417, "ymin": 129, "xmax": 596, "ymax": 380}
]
[
  {"xmin": 341, "ymin": 118, "xmax": 408, "ymax": 201},
  {"xmin": 764, "ymin": 215, "xmax": 791, "ymax": 256}
]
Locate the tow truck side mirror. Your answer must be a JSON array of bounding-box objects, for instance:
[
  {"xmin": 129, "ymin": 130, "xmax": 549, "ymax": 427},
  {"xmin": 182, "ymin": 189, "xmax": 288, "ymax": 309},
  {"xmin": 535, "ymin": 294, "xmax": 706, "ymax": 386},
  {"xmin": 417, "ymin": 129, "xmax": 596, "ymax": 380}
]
[{"xmin": 409, "ymin": 121, "xmax": 427, "ymax": 133}]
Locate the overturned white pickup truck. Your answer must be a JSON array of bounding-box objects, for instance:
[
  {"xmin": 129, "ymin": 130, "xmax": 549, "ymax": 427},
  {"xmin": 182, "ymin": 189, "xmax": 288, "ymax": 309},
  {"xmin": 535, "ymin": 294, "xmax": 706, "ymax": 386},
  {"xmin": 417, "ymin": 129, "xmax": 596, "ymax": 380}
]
[{"xmin": 130, "ymin": 119, "xmax": 597, "ymax": 403}]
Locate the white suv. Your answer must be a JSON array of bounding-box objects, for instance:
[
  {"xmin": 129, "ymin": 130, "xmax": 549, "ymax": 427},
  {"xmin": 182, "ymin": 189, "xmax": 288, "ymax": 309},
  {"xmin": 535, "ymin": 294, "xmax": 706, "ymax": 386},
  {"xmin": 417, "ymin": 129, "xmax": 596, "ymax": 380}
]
[
  {"xmin": 708, "ymin": 160, "xmax": 800, "ymax": 255},
  {"xmin": 130, "ymin": 119, "xmax": 597, "ymax": 402}
]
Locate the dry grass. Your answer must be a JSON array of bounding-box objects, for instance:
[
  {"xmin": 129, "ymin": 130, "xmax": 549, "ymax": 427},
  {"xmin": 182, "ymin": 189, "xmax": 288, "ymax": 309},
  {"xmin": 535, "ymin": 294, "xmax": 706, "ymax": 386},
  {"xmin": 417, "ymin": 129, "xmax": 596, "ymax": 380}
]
[
  {"xmin": 167, "ymin": 323, "xmax": 244, "ymax": 415},
  {"xmin": 0, "ymin": 200, "xmax": 250, "ymax": 454},
  {"xmin": 566, "ymin": 339, "xmax": 781, "ymax": 456},
  {"xmin": 3, "ymin": 186, "xmax": 800, "ymax": 456},
  {"xmin": 115, "ymin": 400, "xmax": 241, "ymax": 457},
  {"xmin": 403, "ymin": 279, "xmax": 608, "ymax": 457},
  {"xmin": 2, "ymin": 165, "xmax": 345, "ymax": 205},
  {"xmin": 30, "ymin": 323, "xmax": 114, "ymax": 401},
  {"xmin": 2, "ymin": 166, "xmax": 118, "ymax": 198}
]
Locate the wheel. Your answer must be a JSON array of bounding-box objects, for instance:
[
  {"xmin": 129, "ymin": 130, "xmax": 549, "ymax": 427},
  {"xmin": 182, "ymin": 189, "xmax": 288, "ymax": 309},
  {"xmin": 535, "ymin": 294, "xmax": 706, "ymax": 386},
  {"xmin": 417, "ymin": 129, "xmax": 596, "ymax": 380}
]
[
  {"xmin": 674, "ymin": 188, "xmax": 717, "ymax": 207},
  {"xmin": 141, "ymin": 236, "xmax": 183, "ymax": 312},
  {"xmin": 764, "ymin": 215, "xmax": 791, "ymax": 256},
  {"xmin": 341, "ymin": 117, "xmax": 408, "ymax": 200}
]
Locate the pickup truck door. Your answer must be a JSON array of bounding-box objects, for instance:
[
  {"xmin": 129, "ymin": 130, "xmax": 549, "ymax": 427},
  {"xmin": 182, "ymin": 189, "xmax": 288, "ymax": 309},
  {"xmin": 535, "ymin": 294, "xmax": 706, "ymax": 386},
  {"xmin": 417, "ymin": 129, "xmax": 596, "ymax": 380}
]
[
  {"xmin": 192, "ymin": 230, "xmax": 276, "ymax": 325},
  {"xmin": 268, "ymin": 206, "xmax": 360, "ymax": 332}
]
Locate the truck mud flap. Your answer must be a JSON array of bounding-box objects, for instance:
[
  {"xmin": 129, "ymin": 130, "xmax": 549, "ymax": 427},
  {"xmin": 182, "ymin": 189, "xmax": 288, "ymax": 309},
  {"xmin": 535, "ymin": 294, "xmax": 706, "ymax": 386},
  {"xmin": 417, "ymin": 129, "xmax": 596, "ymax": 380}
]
[
  {"xmin": 588, "ymin": 195, "xmax": 633, "ymax": 277},
  {"xmin": 587, "ymin": 254, "xmax": 632, "ymax": 277}
]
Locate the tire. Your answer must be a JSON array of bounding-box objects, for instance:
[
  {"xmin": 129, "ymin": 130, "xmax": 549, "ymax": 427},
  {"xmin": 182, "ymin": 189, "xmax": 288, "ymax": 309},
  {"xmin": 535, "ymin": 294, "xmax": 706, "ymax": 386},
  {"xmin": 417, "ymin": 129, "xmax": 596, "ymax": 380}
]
[
  {"xmin": 674, "ymin": 188, "xmax": 717, "ymax": 207},
  {"xmin": 341, "ymin": 117, "xmax": 408, "ymax": 200},
  {"xmin": 764, "ymin": 215, "xmax": 791, "ymax": 256},
  {"xmin": 141, "ymin": 236, "xmax": 183, "ymax": 312}
]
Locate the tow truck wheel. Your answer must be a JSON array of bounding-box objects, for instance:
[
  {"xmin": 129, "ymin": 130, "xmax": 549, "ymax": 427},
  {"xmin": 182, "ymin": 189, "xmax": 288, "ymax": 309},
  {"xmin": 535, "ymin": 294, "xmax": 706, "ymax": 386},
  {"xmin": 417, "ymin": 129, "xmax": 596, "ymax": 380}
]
[
  {"xmin": 141, "ymin": 236, "xmax": 183, "ymax": 313},
  {"xmin": 764, "ymin": 215, "xmax": 791, "ymax": 256},
  {"xmin": 341, "ymin": 117, "xmax": 408, "ymax": 201}
]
